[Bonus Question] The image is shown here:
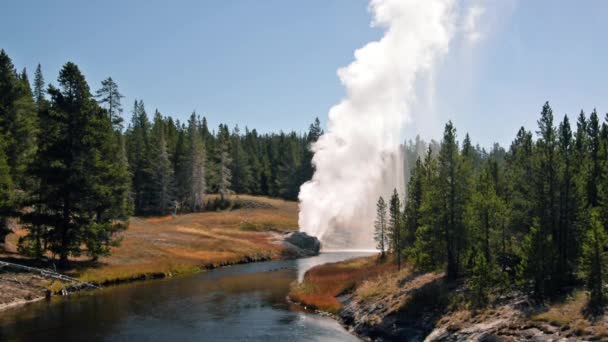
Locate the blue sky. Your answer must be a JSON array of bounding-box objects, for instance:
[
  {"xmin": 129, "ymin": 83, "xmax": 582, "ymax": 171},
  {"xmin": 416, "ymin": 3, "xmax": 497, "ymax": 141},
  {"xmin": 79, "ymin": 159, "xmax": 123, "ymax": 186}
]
[{"xmin": 2, "ymin": 1, "xmax": 608, "ymax": 147}]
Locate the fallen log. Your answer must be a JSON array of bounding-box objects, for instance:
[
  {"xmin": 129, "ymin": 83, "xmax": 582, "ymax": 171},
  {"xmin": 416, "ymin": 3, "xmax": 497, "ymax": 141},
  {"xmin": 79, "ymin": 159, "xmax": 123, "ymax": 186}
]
[{"xmin": 0, "ymin": 260, "xmax": 100, "ymax": 290}]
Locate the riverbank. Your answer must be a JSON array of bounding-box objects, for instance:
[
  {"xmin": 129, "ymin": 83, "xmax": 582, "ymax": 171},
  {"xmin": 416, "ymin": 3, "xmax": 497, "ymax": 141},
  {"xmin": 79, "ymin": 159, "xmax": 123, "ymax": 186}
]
[
  {"xmin": 0, "ymin": 195, "xmax": 308, "ymax": 311},
  {"xmin": 290, "ymin": 255, "xmax": 608, "ymax": 341}
]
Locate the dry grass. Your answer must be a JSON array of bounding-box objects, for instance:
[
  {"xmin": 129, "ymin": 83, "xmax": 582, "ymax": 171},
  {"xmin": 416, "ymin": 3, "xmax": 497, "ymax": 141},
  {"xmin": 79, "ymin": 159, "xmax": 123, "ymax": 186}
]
[
  {"xmin": 2, "ymin": 195, "xmax": 298, "ymax": 285},
  {"xmin": 356, "ymin": 265, "xmax": 413, "ymax": 301},
  {"xmin": 531, "ymin": 290, "xmax": 608, "ymax": 338},
  {"xmin": 290, "ymin": 255, "xmax": 394, "ymax": 314}
]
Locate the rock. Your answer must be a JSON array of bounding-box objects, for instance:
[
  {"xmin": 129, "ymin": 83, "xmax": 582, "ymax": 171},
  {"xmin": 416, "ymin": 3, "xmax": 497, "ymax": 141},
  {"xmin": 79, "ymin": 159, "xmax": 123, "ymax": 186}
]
[{"xmin": 283, "ymin": 232, "xmax": 321, "ymax": 256}]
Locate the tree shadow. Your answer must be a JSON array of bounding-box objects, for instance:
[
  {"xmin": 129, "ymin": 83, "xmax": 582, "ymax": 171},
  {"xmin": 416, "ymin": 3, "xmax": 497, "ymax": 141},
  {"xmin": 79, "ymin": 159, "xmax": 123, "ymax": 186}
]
[
  {"xmin": 364, "ymin": 275, "xmax": 451, "ymax": 341},
  {"xmin": 0, "ymin": 255, "xmax": 108, "ymax": 272},
  {"xmin": 582, "ymin": 300, "xmax": 605, "ymax": 322}
]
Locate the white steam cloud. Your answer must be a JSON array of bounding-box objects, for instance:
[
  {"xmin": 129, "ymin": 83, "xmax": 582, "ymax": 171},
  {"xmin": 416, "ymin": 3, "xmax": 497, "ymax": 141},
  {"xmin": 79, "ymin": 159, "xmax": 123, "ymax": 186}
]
[{"xmin": 298, "ymin": 0, "xmax": 473, "ymax": 249}]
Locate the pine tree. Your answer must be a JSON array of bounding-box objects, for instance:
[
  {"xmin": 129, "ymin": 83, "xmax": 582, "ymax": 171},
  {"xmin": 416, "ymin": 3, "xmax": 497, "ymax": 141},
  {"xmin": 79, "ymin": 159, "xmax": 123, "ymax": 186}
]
[
  {"xmin": 469, "ymin": 250, "xmax": 492, "ymax": 307},
  {"xmin": 301, "ymin": 117, "xmax": 322, "ymax": 182},
  {"xmin": 173, "ymin": 127, "xmax": 189, "ymax": 208},
  {"xmin": 0, "ymin": 50, "xmax": 38, "ymax": 189},
  {"xmin": 403, "ymin": 157, "xmax": 423, "ymax": 248},
  {"xmin": 518, "ymin": 219, "xmax": 555, "ymax": 300},
  {"xmin": 580, "ymin": 209, "xmax": 608, "ymax": 309},
  {"xmin": 374, "ymin": 196, "xmax": 388, "ymax": 258},
  {"xmin": 126, "ymin": 100, "xmax": 154, "ymax": 214},
  {"xmin": 556, "ymin": 115, "xmax": 578, "ymax": 285},
  {"xmin": 276, "ymin": 133, "xmax": 302, "ymax": 200},
  {"xmin": 33, "ymin": 63, "xmax": 45, "ymax": 108},
  {"xmin": 530, "ymin": 102, "xmax": 560, "ymax": 294},
  {"xmin": 388, "ymin": 188, "xmax": 403, "ymax": 269},
  {"xmin": 230, "ymin": 125, "xmax": 252, "ymax": 194},
  {"xmin": 187, "ymin": 113, "xmax": 206, "ymax": 211},
  {"xmin": 465, "ymin": 161, "xmax": 506, "ymax": 267},
  {"xmin": 96, "ymin": 77, "xmax": 124, "ymax": 129},
  {"xmin": 150, "ymin": 111, "xmax": 175, "ymax": 214},
  {"xmin": 217, "ymin": 124, "xmax": 232, "ymax": 202},
  {"xmin": 437, "ymin": 121, "xmax": 465, "ymax": 280},
  {"xmin": 410, "ymin": 147, "xmax": 444, "ymax": 272},
  {"xmin": 22, "ymin": 62, "xmax": 128, "ymax": 265},
  {"xmin": 0, "ymin": 133, "xmax": 13, "ymax": 243},
  {"xmin": 587, "ymin": 110, "xmax": 601, "ymax": 207},
  {"xmin": 504, "ymin": 126, "xmax": 534, "ymax": 270}
]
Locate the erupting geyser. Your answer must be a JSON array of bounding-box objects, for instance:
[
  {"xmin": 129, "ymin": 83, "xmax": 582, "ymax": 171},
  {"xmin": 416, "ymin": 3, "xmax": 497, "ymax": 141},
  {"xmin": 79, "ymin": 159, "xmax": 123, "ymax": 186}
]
[{"xmin": 298, "ymin": 0, "xmax": 468, "ymax": 249}]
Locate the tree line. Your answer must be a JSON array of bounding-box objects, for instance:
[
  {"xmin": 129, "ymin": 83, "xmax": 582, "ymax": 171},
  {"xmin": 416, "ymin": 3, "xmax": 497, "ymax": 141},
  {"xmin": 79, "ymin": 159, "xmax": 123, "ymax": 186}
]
[
  {"xmin": 0, "ymin": 49, "xmax": 321, "ymax": 265},
  {"xmin": 375, "ymin": 102, "xmax": 608, "ymax": 309}
]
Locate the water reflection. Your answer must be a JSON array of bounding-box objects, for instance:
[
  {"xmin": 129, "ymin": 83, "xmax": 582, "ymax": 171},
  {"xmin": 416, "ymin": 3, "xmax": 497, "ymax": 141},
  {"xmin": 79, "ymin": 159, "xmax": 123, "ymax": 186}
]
[{"xmin": 0, "ymin": 252, "xmax": 372, "ymax": 341}]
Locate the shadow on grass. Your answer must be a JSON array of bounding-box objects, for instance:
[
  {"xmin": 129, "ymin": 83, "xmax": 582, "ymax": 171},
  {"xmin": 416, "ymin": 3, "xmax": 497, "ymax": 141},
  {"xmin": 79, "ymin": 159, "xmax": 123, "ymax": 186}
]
[
  {"xmin": 0, "ymin": 255, "xmax": 108, "ymax": 272},
  {"xmin": 583, "ymin": 300, "xmax": 605, "ymax": 322},
  {"xmin": 364, "ymin": 275, "xmax": 450, "ymax": 341}
]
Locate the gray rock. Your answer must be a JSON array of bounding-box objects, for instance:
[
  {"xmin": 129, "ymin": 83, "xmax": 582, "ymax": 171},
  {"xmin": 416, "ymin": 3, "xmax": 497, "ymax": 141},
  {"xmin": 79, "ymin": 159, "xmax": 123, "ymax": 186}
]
[{"xmin": 284, "ymin": 232, "xmax": 321, "ymax": 256}]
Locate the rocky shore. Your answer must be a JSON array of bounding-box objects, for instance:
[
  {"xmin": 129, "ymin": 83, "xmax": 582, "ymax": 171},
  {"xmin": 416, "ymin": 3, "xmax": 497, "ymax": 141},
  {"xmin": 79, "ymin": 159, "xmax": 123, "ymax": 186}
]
[{"xmin": 291, "ymin": 256, "xmax": 608, "ymax": 341}]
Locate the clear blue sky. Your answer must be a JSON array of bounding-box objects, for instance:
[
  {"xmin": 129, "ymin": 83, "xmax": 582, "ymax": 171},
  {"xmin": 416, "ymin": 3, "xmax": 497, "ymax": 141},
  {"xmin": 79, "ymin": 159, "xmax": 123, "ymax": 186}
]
[{"xmin": 2, "ymin": 1, "xmax": 607, "ymax": 147}]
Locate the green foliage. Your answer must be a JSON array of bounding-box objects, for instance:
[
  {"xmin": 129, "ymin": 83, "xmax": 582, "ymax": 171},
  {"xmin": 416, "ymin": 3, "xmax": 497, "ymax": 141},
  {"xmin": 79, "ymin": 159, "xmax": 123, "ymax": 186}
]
[
  {"xmin": 387, "ymin": 189, "xmax": 403, "ymax": 268},
  {"xmin": 517, "ymin": 220, "xmax": 556, "ymax": 300},
  {"xmin": 0, "ymin": 133, "xmax": 13, "ymax": 243},
  {"xmin": 579, "ymin": 209, "xmax": 608, "ymax": 308},
  {"xmin": 20, "ymin": 61, "xmax": 128, "ymax": 265},
  {"xmin": 403, "ymin": 157, "xmax": 423, "ymax": 248},
  {"xmin": 437, "ymin": 121, "xmax": 467, "ymax": 280},
  {"xmin": 400, "ymin": 101, "xmax": 608, "ymax": 307},
  {"xmin": 468, "ymin": 251, "xmax": 493, "ymax": 307},
  {"xmin": 374, "ymin": 196, "xmax": 388, "ymax": 257}
]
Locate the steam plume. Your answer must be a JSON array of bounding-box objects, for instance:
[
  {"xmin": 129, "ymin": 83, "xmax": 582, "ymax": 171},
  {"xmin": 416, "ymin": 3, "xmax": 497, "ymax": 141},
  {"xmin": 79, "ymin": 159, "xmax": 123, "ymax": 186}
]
[{"xmin": 298, "ymin": 0, "xmax": 462, "ymax": 249}]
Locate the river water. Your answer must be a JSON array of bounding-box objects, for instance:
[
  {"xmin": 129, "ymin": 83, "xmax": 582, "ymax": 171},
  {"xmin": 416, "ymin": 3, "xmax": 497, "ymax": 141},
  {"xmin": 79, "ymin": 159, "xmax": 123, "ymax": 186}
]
[{"xmin": 0, "ymin": 252, "xmax": 374, "ymax": 341}]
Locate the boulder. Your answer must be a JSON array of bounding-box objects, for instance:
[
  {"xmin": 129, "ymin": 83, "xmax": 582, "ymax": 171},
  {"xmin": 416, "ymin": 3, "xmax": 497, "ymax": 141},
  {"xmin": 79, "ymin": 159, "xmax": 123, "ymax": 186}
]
[{"xmin": 283, "ymin": 232, "xmax": 321, "ymax": 257}]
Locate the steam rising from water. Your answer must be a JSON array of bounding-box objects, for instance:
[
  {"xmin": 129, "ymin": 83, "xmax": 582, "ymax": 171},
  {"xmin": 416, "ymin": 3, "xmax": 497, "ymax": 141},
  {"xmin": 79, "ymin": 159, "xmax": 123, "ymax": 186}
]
[{"xmin": 298, "ymin": 0, "xmax": 462, "ymax": 249}]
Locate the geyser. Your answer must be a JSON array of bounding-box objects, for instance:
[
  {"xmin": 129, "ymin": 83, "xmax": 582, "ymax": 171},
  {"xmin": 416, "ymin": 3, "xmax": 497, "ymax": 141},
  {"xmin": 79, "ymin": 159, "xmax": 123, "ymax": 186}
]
[{"xmin": 298, "ymin": 0, "xmax": 465, "ymax": 249}]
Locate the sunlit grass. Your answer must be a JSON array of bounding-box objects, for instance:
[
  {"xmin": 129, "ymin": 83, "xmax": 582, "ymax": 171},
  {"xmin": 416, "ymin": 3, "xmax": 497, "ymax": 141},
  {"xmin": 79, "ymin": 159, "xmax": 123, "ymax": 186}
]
[
  {"xmin": 2, "ymin": 195, "xmax": 298, "ymax": 288},
  {"xmin": 289, "ymin": 255, "xmax": 392, "ymax": 314}
]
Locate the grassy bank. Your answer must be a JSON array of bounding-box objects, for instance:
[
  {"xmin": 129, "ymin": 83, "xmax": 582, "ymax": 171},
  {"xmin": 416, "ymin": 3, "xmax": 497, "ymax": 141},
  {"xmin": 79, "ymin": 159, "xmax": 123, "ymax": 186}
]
[
  {"xmin": 289, "ymin": 255, "xmax": 395, "ymax": 314},
  {"xmin": 1, "ymin": 195, "xmax": 297, "ymax": 291}
]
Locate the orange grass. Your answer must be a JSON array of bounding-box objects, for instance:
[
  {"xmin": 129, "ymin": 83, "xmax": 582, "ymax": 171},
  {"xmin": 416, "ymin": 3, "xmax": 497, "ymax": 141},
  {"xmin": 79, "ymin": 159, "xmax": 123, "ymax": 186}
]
[
  {"xmin": 290, "ymin": 255, "xmax": 393, "ymax": 314},
  {"xmin": 2, "ymin": 195, "xmax": 298, "ymax": 285}
]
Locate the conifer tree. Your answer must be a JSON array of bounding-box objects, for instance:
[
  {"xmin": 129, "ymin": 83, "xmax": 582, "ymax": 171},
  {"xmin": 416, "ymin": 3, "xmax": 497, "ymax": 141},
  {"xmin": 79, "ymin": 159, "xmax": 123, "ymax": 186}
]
[
  {"xmin": 530, "ymin": 102, "xmax": 560, "ymax": 294},
  {"xmin": 410, "ymin": 147, "xmax": 444, "ymax": 272},
  {"xmin": 187, "ymin": 113, "xmax": 206, "ymax": 211},
  {"xmin": 0, "ymin": 133, "xmax": 13, "ymax": 243},
  {"xmin": 217, "ymin": 124, "xmax": 232, "ymax": 202},
  {"xmin": 0, "ymin": 50, "xmax": 38, "ymax": 188},
  {"xmin": 388, "ymin": 188, "xmax": 402, "ymax": 269},
  {"xmin": 126, "ymin": 100, "xmax": 154, "ymax": 214},
  {"xmin": 504, "ymin": 126, "xmax": 534, "ymax": 265},
  {"xmin": 374, "ymin": 196, "xmax": 388, "ymax": 258},
  {"xmin": 587, "ymin": 110, "xmax": 601, "ymax": 207},
  {"xmin": 230, "ymin": 125, "xmax": 252, "ymax": 194},
  {"xmin": 22, "ymin": 62, "xmax": 128, "ymax": 265},
  {"xmin": 403, "ymin": 157, "xmax": 423, "ymax": 247},
  {"xmin": 557, "ymin": 115, "xmax": 578, "ymax": 285},
  {"xmin": 33, "ymin": 63, "xmax": 45, "ymax": 108},
  {"xmin": 301, "ymin": 117, "xmax": 322, "ymax": 182},
  {"xmin": 580, "ymin": 209, "xmax": 608, "ymax": 309},
  {"xmin": 151, "ymin": 111, "xmax": 175, "ymax": 214},
  {"xmin": 96, "ymin": 77, "xmax": 124, "ymax": 129},
  {"xmin": 437, "ymin": 121, "xmax": 465, "ymax": 280}
]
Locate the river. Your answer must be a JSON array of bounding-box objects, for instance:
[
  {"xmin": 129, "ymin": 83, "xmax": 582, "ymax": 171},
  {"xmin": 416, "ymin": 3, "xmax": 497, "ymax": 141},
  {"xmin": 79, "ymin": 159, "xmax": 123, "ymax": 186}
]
[{"xmin": 0, "ymin": 252, "xmax": 374, "ymax": 341}]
